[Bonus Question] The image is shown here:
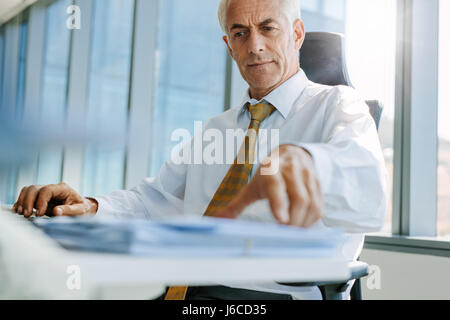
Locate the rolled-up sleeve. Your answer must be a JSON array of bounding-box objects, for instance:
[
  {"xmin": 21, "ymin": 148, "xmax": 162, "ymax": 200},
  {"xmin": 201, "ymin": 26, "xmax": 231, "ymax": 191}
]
[
  {"xmin": 283, "ymin": 86, "xmax": 389, "ymax": 233},
  {"xmin": 94, "ymin": 149, "xmax": 188, "ymax": 221}
]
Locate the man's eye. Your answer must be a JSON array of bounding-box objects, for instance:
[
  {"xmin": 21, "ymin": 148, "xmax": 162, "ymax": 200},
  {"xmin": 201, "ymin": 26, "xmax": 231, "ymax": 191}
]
[
  {"xmin": 263, "ymin": 26, "xmax": 274, "ymax": 31},
  {"xmin": 234, "ymin": 31, "xmax": 246, "ymax": 38}
]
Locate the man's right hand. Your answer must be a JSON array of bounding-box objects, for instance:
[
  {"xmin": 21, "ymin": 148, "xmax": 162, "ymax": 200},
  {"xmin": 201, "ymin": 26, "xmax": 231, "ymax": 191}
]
[{"xmin": 12, "ymin": 182, "xmax": 98, "ymax": 218}]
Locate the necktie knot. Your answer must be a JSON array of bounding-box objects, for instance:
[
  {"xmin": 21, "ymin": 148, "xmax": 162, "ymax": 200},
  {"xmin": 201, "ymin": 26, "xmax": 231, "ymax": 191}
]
[{"xmin": 248, "ymin": 102, "xmax": 276, "ymax": 124}]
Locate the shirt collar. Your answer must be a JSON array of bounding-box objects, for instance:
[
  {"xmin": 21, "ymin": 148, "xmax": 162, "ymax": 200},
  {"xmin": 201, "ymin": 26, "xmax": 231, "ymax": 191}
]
[{"xmin": 237, "ymin": 68, "xmax": 309, "ymax": 120}]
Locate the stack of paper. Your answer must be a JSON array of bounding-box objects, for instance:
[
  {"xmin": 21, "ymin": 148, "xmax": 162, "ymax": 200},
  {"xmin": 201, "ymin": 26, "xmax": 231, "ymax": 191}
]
[{"xmin": 33, "ymin": 216, "xmax": 345, "ymax": 258}]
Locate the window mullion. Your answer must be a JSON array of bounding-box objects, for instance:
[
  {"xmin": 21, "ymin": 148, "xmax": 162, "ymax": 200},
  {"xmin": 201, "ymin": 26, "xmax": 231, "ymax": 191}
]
[
  {"xmin": 62, "ymin": 0, "xmax": 93, "ymax": 193},
  {"xmin": 125, "ymin": 0, "xmax": 160, "ymax": 188},
  {"xmin": 399, "ymin": 0, "xmax": 439, "ymax": 237}
]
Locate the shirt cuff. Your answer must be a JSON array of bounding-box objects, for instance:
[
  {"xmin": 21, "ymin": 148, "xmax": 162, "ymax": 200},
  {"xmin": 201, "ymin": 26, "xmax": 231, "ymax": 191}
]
[{"xmin": 91, "ymin": 196, "xmax": 111, "ymax": 217}]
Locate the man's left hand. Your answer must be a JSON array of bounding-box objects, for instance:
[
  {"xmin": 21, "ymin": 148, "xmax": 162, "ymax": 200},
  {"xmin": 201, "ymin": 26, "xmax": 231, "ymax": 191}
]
[{"xmin": 214, "ymin": 144, "xmax": 324, "ymax": 227}]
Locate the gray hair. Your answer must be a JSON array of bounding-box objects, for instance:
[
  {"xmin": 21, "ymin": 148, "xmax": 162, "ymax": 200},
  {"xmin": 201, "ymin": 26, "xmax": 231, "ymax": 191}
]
[{"xmin": 218, "ymin": 0, "xmax": 302, "ymax": 35}]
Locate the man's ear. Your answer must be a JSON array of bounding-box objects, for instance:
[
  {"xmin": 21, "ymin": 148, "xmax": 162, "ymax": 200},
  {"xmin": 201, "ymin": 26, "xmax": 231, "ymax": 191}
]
[
  {"xmin": 293, "ymin": 19, "xmax": 305, "ymax": 51},
  {"xmin": 223, "ymin": 35, "xmax": 234, "ymax": 58}
]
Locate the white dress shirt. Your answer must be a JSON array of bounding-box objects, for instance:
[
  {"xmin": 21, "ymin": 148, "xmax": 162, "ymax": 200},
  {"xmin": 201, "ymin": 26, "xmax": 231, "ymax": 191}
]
[{"xmin": 95, "ymin": 68, "xmax": 389, "ymax": 299}]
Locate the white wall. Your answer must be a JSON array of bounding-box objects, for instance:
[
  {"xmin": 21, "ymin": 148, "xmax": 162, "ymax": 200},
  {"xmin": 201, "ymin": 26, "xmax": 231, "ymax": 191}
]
[{"xmin": 360, "ymin": 248, "xmax": 450, "ymax": 300}]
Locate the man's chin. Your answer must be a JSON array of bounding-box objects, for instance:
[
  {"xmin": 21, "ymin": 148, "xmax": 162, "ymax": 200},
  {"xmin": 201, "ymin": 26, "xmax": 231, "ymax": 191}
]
[{"xmin": 247, "ymin": 77, "xmax": 280, "ymax": 92}]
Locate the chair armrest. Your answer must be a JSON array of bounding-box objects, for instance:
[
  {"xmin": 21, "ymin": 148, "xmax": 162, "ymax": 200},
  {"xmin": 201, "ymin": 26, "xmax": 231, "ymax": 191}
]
[{"xmin": 277, "ymin": 261, "xmax": 369, "ymax": 287}]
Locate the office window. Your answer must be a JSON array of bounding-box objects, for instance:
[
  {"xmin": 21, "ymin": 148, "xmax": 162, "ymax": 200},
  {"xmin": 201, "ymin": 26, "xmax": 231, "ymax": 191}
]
[
  {"xmin": 0, "ymin": 26, "xmax": 4, "ymax": 103},
  {"xmin": 1, "ymin": 18, "xmax": 26, "ymax": 112},
  {"xmin": 0, "ymin": 25, "xmax": 5, "ymax": 204},
  {"xmin": 16, "ymin": 12, "xmax": 28, "ymax": 118},
  {"xmin": 438, "ymin": 0, "xmax": 450, "ymax": 238},
  {"xmin": 323, "ymin": 0, "xmax": 346, "ymax": 21},
  {"xmin": 149, "ymin": 0, "xmax": 227, "ymax": 176},
  {"xmin": 36, "ymin": 0, "xmax": 72, "ymax": 185},
  {"xmin": 8, "ymin": 13, "xmax": 28, "ymax": 204},
  {"xmin": 301, "ymin": 0, "xmax": 396, "ymax": 233},
  {"xmin": 345, "ymin": 0, "xmax": 397, "ymax": 233},
  {"xmin": 1, "ymin": 22, "xmax": 12, "ymax": 110},
  {"xmin": 82, "ymin": 0, "xmax": 135, "ymax": 196},
  {"xmin": 301, "ymin": 0, "xmax": 346, "ymax": 34},
  {"xmin": 301, "ymin": 0, "xmax": 319, "ymax": 12},
  {"xmin": 0, "ymin": 13, "xmax": 29, "ymax": 205}
]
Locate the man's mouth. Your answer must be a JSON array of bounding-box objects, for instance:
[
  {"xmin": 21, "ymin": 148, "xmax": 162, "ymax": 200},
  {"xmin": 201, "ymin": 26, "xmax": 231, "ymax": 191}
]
[{"xmin": 248, "ymin": 61, "xmax": 273, "ymax": 67}]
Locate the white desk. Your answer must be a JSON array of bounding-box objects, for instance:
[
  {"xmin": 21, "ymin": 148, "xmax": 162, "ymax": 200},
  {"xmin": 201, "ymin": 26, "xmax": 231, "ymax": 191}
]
[{"xmin": 0, "ymin": 207, "xmax": 350, "ymax": 299}]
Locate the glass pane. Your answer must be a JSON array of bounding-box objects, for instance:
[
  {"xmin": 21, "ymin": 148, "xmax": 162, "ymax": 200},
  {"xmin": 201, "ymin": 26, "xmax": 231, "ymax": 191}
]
[
  {"xmin": 36, "ymin": 0, "xmax": 72, "ymax": 185},
  {"xmin": 0, "ymin": 166, "xmax": 18, "ymax": 205},
  {"xmin": 301, "ymin": 0, "xmax": 397, "ymax": 233},
  {"xmin": 438, "ymin": 0, "xmax": 450, "ymax": 238},
  {"xmin": 0, "ymin": 26, "xmax": 4, "ymax": 204},
  {"xmin": 323, "ymin": 0, "xmax": 346, "ymax": 21},
  {"xmin": 0, "ymin": 13, "xmax": 28, "ymax": 205},
  {"xmin": 16, "ymin": 13, "xmax": 28, "ymax": 118},
  {"xmin": 149, "ymin": 0, "xmax": 227, "ymax": 176},
  {"xmin": 8, "ymin": 14, "xmax": 28, "ymax": 204},
  {"xmin": 82, "ymin": 0, "xmax": 135, "ymax": 196},
  {"xmin": 301, "ymin": 0, "xmax": 346, "ymax": 33},
  {"xmin": 0, "ymin": 26, "xmax": 4, "ymax": 101},
  {"xmin": 345, "ymin": 0, "xmax": 396, "ymax": 233}
]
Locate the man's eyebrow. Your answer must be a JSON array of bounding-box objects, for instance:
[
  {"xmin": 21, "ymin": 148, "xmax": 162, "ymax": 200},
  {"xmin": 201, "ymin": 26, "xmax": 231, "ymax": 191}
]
[
  {"xmin": 230, "ymin": 24, "xmax": 248, "ymax": 31},
  {"xmin": 230, "ymin": 19, "xmax": 278, "ymax": 32},
  {"xmin": 259, "ymin": 18, "xmax": 277, "ymax": 26}
]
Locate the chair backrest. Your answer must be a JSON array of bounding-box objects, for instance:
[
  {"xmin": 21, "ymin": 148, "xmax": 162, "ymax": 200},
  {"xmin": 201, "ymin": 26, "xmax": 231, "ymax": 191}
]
[{"xmin": 299, "ymin": 32, "xmax": 383, "ymax": 131}]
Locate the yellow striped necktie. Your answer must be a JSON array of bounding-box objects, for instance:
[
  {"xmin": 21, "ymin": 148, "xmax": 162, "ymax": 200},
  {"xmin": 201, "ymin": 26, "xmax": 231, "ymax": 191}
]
[{"xmin": 164, "ymin": 102, "xmax": 276, "ymax": 300}]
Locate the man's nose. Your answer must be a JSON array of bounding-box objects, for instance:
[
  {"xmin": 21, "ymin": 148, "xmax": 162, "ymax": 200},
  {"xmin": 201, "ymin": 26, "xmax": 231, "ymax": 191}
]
[{"xmin": 247, "ymin": 32, "xmax": 265, "ymax": 54}]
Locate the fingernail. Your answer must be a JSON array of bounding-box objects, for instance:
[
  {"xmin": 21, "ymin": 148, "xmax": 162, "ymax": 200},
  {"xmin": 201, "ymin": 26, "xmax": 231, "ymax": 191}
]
[
  {"xmin": 55, "ymin": 208, "xmax": 62, "ymax": 216},
  {"xmin": 36, "ymin": 210, "xmax": 40, "ymax": 217},
  {"xmin": 23, "ymin": 209, "xmax": 28, "ymax": 217},
  {"xmin": 18, "ymin": 206, "xmax": 23, "ymax": 214}
]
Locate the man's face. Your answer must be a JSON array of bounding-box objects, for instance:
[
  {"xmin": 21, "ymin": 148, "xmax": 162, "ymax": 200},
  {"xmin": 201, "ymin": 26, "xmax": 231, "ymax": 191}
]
[{"xmin": 223, "ymin": 0, "xmax": 305, "ymax": 98}]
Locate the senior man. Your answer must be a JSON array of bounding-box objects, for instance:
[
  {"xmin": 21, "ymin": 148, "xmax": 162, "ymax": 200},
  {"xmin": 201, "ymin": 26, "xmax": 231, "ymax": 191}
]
[{"xmin": 12, "ymin": 0, "xmax": 388, "ymax": 300}]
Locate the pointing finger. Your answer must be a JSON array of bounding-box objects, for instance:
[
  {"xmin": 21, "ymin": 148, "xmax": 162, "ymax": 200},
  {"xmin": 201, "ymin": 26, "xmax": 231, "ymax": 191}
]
[
  {"xmin": 264, "ymin": 175, "xmax": 289, "ymax": 224},
  {"xmin": 282, "ymin": 166, "xmax": 310, "ymax": 226}
]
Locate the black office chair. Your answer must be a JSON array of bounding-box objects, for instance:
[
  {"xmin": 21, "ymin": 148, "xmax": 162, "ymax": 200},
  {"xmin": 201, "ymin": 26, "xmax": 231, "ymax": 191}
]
[{"xmin": 279, "ymin": 32, "xmax": 384, "ymax": 300}]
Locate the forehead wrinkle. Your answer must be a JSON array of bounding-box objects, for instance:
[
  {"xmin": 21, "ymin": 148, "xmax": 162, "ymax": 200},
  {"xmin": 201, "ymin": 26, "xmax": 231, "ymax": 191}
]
[
  {"xmin": 230, "ymin": 18, "xmax": 278, "ymax": 31},
  {"xmin": 226, "ymin": 1, "xmax": 284, "ymax": 25}
]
